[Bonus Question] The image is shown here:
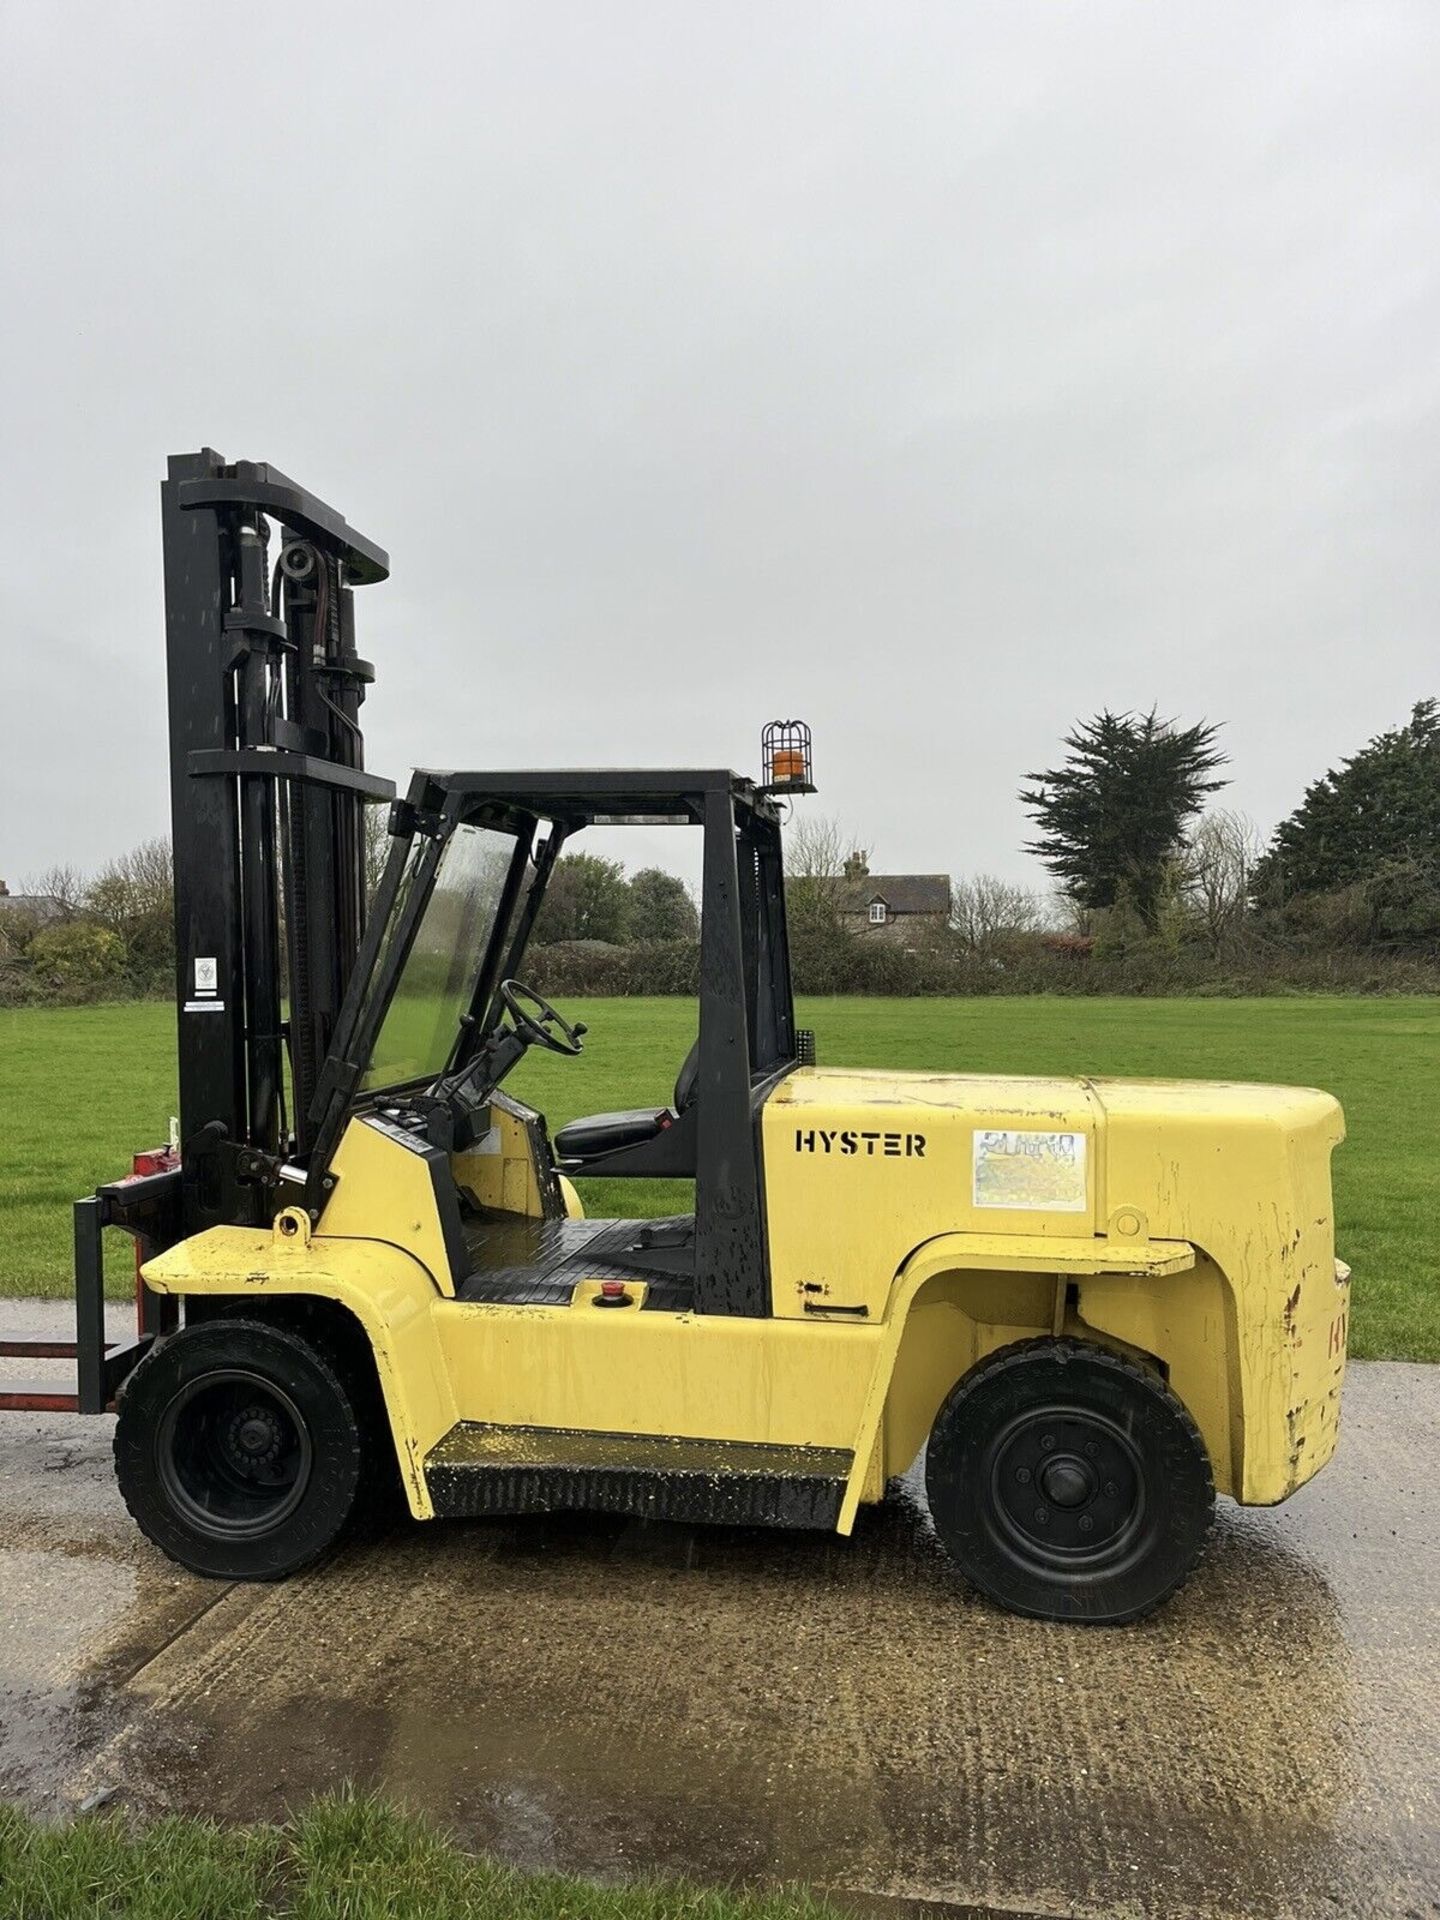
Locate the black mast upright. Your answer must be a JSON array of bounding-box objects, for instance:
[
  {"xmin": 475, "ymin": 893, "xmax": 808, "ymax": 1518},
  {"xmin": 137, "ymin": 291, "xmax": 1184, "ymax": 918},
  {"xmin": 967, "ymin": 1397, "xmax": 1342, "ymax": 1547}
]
[
  {"xmin": 159, "ymin": 451, "xmax": 393, "ymax": 1234},
  {"xmin": 161, "ymin": 451, "xmax": 249, "ymax": 1209},
  {"xmin": 276, "ymin": 533, "xmax": 376, "ymax": 1151},
  {"xmin": 233, "ymin": 507, "xmax": 284, "ymax": 1157}
]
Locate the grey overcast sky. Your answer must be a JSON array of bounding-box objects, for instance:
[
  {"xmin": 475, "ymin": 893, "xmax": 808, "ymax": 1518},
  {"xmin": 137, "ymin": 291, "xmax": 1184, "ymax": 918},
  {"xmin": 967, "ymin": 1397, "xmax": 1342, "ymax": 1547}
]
[{"xmin": 1, "ymin": 1, "xmax": 1436, "ymax": 896}]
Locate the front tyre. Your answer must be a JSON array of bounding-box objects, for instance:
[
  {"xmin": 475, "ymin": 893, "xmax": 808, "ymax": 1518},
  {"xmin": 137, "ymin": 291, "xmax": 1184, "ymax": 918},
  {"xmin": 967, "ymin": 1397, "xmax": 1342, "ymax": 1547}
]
[
  {"xmin": 114, "ymin": 1318, "xmax": 364, "ymax": 1580},
  {"xmin": 925, "ymin": 1337, "xmax": 1214, "ymax": 1624}
]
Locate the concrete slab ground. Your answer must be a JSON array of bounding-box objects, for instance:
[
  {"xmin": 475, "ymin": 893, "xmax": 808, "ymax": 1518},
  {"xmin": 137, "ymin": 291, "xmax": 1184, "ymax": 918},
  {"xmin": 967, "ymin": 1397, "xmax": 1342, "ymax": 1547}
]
[{"xmin": 1, "ymin": 1298, "xmax": 1437, "ymax": 1918}]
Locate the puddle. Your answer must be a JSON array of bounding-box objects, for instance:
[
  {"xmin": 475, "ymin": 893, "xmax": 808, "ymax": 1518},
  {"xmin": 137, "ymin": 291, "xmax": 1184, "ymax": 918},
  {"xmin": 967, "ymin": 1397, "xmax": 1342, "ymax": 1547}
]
[
  {"xmin": 86, "ymin": 1489, "xmax": 1429, "ymax": 1915},
  {"xmin": 0, "ymin": 1547, "xmax": 139, "ymax": 1802},
  {"xmin": 0, "ymin": 1410, "xmax": 232, "ymax": 1814}
]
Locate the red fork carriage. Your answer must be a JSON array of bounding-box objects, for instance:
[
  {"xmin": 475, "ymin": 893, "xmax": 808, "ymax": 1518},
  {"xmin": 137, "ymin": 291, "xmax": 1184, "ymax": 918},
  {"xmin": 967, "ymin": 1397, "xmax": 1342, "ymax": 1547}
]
[{"xmin": 0, "ymin": 1149, "xmax": 181, "ymax": 1414}]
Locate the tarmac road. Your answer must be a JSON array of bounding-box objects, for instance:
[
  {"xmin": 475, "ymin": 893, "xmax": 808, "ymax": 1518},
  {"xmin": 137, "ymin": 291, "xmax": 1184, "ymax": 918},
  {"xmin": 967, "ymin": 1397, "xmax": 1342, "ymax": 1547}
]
[{"xmin": 2, "ymin": 1299, "xmax": 1437, "ymax": 1919}]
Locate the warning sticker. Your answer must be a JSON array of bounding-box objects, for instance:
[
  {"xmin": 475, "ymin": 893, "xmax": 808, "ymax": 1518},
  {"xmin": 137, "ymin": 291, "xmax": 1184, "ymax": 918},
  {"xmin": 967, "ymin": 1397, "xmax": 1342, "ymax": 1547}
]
[
  {"xmin": 972, "ymin": 1129, "xmax": 1088, "ymax": 1213},
  {"xmin": 194, "ymin": 956, "xmax": 218, "ymax": 995}
]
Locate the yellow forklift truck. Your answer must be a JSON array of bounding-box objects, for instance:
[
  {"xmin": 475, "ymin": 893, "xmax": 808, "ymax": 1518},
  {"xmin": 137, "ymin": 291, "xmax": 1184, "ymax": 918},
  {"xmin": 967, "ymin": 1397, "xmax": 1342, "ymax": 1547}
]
[{"xmin": 1, "ymin": 453, "xmax": 1351, "ymax": 1622}]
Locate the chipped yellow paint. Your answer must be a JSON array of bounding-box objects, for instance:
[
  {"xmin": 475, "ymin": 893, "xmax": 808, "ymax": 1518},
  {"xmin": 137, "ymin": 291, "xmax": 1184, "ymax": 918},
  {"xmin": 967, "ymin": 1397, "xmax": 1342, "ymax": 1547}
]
[{"xmin": 1084, "ymin": 1075, "xmax": 1346, "ymax": 1502}]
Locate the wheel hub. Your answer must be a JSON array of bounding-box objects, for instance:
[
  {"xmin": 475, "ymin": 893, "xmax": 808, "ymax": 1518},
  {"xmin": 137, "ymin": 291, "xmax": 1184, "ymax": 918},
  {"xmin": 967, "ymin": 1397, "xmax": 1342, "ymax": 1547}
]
[
  {"xmin": 1038, "ymin": 1455, "xmax": 1094, "ymax": 1509},
  {"xmin": 990, "ymin": 1408, "xmax": 1145, "ymax": 1566},
  {"xmin": 227, "ymin": 1405, "xmax": 283, "ymax": 1472}
]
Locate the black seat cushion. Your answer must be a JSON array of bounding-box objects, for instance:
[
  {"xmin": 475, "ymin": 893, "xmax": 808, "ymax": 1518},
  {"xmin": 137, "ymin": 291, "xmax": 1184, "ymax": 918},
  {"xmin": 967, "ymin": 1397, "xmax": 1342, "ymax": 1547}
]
[{"xmin": 553, "ymin": 1108, "xmax": 672, "ymax": 1162}]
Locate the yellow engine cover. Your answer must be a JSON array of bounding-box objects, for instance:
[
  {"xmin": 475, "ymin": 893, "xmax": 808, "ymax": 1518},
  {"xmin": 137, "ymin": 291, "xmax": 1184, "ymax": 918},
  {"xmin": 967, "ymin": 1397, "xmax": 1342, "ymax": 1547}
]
[{"xmin": 762, "ymin": 1067, "xmax": 1347, "ymax": 1504}]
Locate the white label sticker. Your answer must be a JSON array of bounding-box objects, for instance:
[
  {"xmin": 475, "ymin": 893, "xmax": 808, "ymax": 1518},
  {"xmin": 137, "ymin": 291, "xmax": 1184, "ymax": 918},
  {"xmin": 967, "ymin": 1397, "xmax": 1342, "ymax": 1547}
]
[
  {"xmin": 194, "ymin": 956, "xmax": 218, "ymax": 995},
  {"xmin": 183, "ymin": 999, "xmax": 226, "ymax": 1014},
  {"xmin": 973, "ymin": 1129, "xmax": 1088, "ymax": 1213}
]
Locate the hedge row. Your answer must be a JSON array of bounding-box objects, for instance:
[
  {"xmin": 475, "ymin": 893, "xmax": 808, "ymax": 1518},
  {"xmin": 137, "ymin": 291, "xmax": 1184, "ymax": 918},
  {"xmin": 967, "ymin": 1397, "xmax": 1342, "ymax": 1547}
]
[
  {"xmin": 7, "ymin": 936, "xmax": 1438, "ymax": 1012},
  {"xmin": 526, "ymin": 936, "xmax": 1440, "ymax": 999}
]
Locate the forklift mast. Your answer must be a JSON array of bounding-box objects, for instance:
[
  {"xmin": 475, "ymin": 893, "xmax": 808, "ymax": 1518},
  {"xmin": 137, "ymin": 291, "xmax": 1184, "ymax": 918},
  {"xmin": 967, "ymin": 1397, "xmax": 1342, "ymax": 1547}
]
[
  {"xmin": 161, "ymin": 451, "xmax": 394, "ymax": 1234},
  {"xmin": 0, "ymin": 454, "xmax": 393, "ymax": 1418}
]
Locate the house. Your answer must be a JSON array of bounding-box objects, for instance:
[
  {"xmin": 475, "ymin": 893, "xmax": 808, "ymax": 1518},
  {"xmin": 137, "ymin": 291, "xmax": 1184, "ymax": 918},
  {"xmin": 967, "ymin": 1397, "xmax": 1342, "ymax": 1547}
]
[
  {"xmin": 0, "ymin": 881, "xmax": 68, "ymax": 924},
  {"xmin": 838, "ymin": 868, "xmax": 950, "ymax": 940},
  {"xmin": 0, "ymin": 881, "xmax": 69, "ymax": 957}
]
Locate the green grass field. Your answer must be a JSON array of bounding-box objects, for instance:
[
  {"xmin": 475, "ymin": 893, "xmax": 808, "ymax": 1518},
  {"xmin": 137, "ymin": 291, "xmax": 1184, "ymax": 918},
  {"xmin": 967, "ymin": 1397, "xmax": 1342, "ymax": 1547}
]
[
  {"xmin": 1, "ymin": 997, "xmax": 1434, "ymax": 1359},
  {"xmin": 0, "ymin": 1790, "xmax": 837, "ymax": 1920}
]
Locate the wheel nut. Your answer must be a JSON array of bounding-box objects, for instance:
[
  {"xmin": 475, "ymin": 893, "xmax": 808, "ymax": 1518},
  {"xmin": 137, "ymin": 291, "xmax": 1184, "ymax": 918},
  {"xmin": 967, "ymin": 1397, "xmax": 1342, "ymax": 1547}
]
[
  {"xmin": 1078, "ymin": 1514, "xmax": 1094, "ymax": 1533},
  {"xmin": 1085, "ymin": 1441, "xmax": 1099, "ymax": 1458},
  {"xmin": 1016, "ymin": 1466, "xmax": 1031, "ymax": 1484},
  {"xmin": 1040, "ymin": 1434, "xmax": 1055, "ymax": 1451},
  {"xmin": 1034, "ymin": 1506, "xmax": 1049, "ymax": 1524},
  {"xmin": 1104, "ymin": 1481, "xmax": 1118, "ymax": 1497}
]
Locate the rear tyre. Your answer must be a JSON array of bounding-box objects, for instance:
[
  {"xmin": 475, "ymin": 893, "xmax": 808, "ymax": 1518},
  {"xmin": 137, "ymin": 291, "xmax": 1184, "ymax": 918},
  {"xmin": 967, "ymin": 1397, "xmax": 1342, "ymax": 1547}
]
[
  {"xmin": 114, "ymin": 1318, "xmax": 364, "ymax": 1580},
  {"xmin": 925, "ymin": 1337, "xmax": 1214, "ymax": 1624}
]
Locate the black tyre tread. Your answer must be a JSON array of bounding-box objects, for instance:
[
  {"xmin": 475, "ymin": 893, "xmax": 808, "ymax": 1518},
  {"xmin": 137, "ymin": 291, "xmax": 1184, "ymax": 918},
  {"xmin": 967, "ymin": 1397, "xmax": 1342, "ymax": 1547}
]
[
  {"xmin": 927, "ymin": 1335, "xmax": 1215, "ymax": 1625},
  {"xmin": 952, "ymin": 1335, "xmax": 1215, "ymax": 1485},
  {"xmin": 113, "ymin": 1317, "xmax": 364, "ymax": 1582}
]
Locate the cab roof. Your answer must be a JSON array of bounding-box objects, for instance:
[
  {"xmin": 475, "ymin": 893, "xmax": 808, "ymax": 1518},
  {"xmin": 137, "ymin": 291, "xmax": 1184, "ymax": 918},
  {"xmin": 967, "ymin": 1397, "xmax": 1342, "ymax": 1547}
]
[{"xmin": 402, "ymin": 767, "xmax": 782, "ymax": 827}]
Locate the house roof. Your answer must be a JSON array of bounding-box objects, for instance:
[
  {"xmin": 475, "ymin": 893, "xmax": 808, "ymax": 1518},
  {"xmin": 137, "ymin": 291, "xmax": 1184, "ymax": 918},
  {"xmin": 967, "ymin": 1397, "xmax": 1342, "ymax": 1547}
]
[
  {"xmin": 0, "ymin": 894, "xmax": 67, "ymax": 922},
  {"xmin": 841, "ymin": 874, "xmax": 950, "ymax": 916}
]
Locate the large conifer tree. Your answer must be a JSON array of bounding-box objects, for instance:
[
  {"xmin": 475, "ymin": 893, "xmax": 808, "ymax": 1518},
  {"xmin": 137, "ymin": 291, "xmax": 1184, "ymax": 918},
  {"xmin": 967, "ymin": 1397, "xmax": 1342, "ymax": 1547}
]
[
  {"xmin": 1021, "ymin": 709, "xmax": 1228, "ymax": 928},
  {"xmin": 1252, "ymin": 700, "xmax": 1440, "ymax": 902}
]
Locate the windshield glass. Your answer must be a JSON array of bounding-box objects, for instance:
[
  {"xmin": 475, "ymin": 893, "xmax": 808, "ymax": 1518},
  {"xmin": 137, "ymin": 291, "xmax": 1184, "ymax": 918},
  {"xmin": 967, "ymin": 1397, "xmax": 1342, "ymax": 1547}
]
[{"xmin": 362, "ymin": 822, "xmax": 521, "ymax": 1089}]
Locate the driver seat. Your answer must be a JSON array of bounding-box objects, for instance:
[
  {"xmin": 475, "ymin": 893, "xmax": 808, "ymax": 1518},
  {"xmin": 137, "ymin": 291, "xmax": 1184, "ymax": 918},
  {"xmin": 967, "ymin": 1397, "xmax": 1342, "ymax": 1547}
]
[{"xmin": 553, "ymin": 1042, "xmax": 699, "ymax": 1166}]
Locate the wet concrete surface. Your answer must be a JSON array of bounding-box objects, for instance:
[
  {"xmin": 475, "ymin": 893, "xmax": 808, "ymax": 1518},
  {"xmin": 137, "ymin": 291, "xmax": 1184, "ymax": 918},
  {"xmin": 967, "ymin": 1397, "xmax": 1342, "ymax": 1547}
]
[{"xmin": 2, "ymin": 1300, "xmax": 1438, "ymax": 1918}]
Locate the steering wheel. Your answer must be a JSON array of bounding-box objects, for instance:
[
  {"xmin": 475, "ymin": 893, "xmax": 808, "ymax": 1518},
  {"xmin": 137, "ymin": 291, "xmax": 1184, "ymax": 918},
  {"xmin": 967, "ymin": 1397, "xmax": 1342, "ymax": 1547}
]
[{"xmin": 499, "ymin": 979, "xmax": 587, "ymax": 1058}]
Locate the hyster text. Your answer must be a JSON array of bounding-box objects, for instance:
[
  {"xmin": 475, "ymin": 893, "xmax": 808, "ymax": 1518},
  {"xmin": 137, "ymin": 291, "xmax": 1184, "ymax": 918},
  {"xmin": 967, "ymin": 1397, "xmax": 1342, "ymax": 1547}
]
[{"xmin": 795, "ymin": 1128, "xmax": 926, "ymax": 1157}]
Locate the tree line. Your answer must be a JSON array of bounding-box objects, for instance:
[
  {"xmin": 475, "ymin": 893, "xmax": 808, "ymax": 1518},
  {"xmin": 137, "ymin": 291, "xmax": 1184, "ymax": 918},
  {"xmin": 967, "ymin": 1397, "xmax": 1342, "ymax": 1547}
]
[
  {"xmin": 1021, "ymin": 697, "xmax": 1440, "ymax": 963},
  {"xmin": 0, "ymin": 839, "xmax": 175, "ymax": 1001},
  {"xmin": 3, "ymin": 695, "xmax": 1435, "ymax": 1005}
]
